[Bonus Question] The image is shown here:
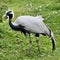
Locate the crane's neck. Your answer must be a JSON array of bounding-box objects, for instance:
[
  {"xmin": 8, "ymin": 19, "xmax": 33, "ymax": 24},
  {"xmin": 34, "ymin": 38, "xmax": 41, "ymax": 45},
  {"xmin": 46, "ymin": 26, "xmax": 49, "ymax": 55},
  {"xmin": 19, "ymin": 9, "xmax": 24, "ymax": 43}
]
[{"xmin": 9, "ymin": 17, "xmax": 20, "ymax": 30}]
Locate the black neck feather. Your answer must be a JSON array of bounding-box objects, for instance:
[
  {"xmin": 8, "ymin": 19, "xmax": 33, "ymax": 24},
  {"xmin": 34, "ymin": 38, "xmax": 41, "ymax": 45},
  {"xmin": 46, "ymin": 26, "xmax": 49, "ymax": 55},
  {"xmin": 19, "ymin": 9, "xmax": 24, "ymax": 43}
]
[
  {"xmin": 9, "ymin": 17, "xmax": 21, "ymax": 30},
  {"xmin": 9, "ymin": 16, "xmax": 30, "ymax": 36}
]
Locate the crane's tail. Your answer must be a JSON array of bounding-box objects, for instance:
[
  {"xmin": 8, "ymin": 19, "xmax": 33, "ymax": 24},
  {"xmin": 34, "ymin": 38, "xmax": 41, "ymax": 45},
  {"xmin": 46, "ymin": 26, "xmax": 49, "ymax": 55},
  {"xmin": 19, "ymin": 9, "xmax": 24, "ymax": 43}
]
[
  {"xmin": 50, "ymin": 30, "xmax": 56, "ymax": 50},
  {"xmin": 46, "ymin": 24, "xmax": 56, "ymax": 50}
]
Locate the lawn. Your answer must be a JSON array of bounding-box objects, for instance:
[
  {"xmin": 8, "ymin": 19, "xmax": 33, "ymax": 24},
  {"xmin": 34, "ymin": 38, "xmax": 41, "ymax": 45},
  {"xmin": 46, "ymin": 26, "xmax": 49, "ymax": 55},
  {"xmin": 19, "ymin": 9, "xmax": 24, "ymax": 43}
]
[{"xmin": 0, "ymin": 0, "xmax": 60, "ymax": 60}]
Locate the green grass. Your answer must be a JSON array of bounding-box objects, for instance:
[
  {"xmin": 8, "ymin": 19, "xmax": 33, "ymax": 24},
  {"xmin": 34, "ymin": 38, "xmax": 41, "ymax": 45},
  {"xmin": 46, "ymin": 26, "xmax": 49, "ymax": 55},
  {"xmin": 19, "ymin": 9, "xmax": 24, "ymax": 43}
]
[{"xmin": 0, "ymin": 0, "xmax": 60, "ymax": 60}]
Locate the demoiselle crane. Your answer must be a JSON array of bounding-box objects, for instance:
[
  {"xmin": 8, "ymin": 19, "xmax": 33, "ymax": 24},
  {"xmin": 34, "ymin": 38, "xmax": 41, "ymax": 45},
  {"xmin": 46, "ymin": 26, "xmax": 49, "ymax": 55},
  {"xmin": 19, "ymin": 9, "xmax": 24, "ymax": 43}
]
[{"xmin": 3, "ymin": 10, "xmax": 56, "ymax": 53}]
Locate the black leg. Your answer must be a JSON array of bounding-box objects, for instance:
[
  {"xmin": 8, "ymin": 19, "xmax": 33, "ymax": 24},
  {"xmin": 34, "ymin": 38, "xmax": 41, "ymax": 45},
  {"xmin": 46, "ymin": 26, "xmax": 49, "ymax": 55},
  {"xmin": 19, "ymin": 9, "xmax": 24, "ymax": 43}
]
[
  {"xmin": 29, "ymin": 34, "xmax": 32, "ymax": 52},
  {"xmin": 29, "ymin": 34, "xmax": 32, "ymax": 44},
  {"xmin": 36, "ymin": 37, "xmax": 40, "ymax": 53}
]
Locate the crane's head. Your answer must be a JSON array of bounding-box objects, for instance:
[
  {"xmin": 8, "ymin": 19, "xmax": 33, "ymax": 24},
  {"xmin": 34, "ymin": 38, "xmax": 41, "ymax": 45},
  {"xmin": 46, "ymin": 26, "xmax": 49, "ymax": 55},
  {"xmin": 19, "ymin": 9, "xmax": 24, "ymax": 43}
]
[{"xmin": 3, "ymin": 10, "xmax": 14, "ymax": 19}]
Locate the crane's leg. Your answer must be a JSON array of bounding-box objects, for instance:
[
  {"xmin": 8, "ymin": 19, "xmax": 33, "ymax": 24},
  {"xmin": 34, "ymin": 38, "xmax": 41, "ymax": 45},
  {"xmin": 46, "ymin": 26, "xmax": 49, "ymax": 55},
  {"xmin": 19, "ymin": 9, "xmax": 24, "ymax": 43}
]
[
  {"xmin": 29, "ymin": 34, "xmax": 32, "ymax": 51},
  {"xmin": 36, "ymin": 37, "xmax": 40, "ymax": 53},
  {"xmin": 26, "ymin": 34, "xmax": 32, "ymax": 56},
  {"xmin": 35, "ymin": 34, "xmax": 40, "ymax": 53}
]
